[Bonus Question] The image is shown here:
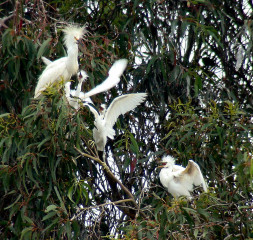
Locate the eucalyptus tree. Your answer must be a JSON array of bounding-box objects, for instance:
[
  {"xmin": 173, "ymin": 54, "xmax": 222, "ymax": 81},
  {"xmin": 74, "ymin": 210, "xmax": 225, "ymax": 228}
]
[{"xmin": 0, "ymin": 0, "xmax": 252, "ymax": 239}]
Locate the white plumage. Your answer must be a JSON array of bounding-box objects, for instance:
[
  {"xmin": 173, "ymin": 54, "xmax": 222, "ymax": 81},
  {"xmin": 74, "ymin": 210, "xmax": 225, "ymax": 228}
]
[
  {"xmin": 41, "ymin": 56, "xmax": 52, "ymax": 65},
  {"xmin": 159, "ymin": 155, "xmax": 208, "ymax": 198},
  {"xmin": 82, "ymin": 59, "xmax": 128, "ymax": 99},
  {"xmin": 86, "ymin": 93, "xmax": 147, "ymax": 151},
  {"xmin": 65, "ymin": 70, "xmax": 89, "ymax": 110},
  {"xmin": 34, "ymin": 26, "xmax": 86, "ymax": 98}
]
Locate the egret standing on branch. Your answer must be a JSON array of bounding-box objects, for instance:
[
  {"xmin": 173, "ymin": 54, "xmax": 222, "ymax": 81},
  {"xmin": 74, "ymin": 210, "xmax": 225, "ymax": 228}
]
[
  {"xmin": 34, "ymin": 26, "xmax": 86, "ymax": 98},
  {"xmin": 82, "ymin": 59, "xmax": 128, "ymax": 100},
  {"xmin": 85, "ymin": 93, "xmax": 147, "ymax": 152},
  {"xmin": 159, "ymin": 155, "xmax": 208, "ymax": 199}
]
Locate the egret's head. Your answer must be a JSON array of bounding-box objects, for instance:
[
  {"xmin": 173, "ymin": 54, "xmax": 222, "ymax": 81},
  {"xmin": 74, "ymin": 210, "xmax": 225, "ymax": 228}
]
[
  {"xmin": 63, "ymin": 26, "xmax": 86, "ymax": 48},
  {"xmin": 99, "ymin": 104, "xmax": 107, "ymax": 114},
  {"xmin": 78, "ymin": 70, "xmax": 88, "ymax": 83},
  {"xmin": 158, "ymin": 155, "xmax": 176, "ymax": 168}
]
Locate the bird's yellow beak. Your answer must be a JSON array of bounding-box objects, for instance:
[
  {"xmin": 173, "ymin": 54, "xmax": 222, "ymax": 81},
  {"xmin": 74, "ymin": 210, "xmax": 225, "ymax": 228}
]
[
  {"xmin": 157, "ymin": 164, "xmax": 166, "ymax": 168},
  {"xmin": 74, "ymin": 37, "xmax": 84, "ymax": 46},
  {"xmin": 157, "ymin": 159, "xmax": 166, "ymax": 168}
]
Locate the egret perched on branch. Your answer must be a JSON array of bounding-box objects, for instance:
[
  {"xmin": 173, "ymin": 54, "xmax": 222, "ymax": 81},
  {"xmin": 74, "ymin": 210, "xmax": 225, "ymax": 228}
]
[
  {"xmin": 85, "ymin": 93, "xmax": 147, "ymax": 151},
  {"xmin": 82, "ymin": 59, "xmax": 128, "ymax": 99},
  {"xmin": 159, "ymin": 155, "xmax": 208, "ymax": 199},
  {"xmin": 34, "ymin": 26, "xmax": 86, "ymax": 98},
  {"xmin": 65, "ymin": 70, "xmax": 89, "ymax": 109}
]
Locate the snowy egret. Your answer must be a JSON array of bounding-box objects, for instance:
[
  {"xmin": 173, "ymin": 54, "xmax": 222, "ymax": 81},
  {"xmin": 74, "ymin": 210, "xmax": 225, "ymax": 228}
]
[
  {"xmin": 82, "ymin": 59, "xmax": 128, "ymax": 99},
  {"xmin": 159, "ymin": 155, "xmax": 207, "ymax": 198},
  {"xmin": 85, "ymin": 93, "xmax": 147, "ymax": 151},
  {"xmin": 34, "ymin": 26, "xmax": 86, "ymax": 98},
  {"xmin": 65, "ymin": 70, "xmax": 89, "ymax": 110}
]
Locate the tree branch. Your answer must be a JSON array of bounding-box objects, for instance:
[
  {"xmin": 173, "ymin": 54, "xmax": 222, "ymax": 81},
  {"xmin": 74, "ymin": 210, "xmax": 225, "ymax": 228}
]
[
  {"xmin": 74, "ymin": 146, "xmax": 146, "ymax": 218},
  {"xmin": 71, "ymin": 199, "xmax": 134, "ymax": 221}
]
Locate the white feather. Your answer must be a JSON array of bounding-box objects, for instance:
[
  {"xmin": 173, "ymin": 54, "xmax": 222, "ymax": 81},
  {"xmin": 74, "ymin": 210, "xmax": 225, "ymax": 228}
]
[
  {"xmin": 65, "ymin": 70, "xmax": 88, "ymax": 110},
  {"xmin": 159, "ymin": 155, "xmax": 207, "ymax": 198},
  {"xmin": 34, "ymin": 26, "xmax": 85, "ymax": 98},
  {"xmin": 82, "ymin": 59, "xmax": 128, "ymax": 99},
  {"xmin": 86, "ymin": 93, "xmax": 147, "ymax": 151},
  {"xmin": 41, "ymin": 56, "xmax": 52, "ymax": 65}
]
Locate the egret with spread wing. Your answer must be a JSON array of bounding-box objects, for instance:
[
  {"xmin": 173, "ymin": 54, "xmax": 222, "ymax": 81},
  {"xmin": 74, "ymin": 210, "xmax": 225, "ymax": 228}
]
[
  {"xmin": 85, "ymin": 93, "xmax": 147, "ymax": 151},
  {"xmin": 34, "ymin": 26, "xmax": 86, "ymax": 98},
  {"xmin": 82, "ymin": 59, "xmax": 128, "ymax": 99},
  {"xmin": 159, "ymin": 155, "xmax": 207, "ymax": 198}
]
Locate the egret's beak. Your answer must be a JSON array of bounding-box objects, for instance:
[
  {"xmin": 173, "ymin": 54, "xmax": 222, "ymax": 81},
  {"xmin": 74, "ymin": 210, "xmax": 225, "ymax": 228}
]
[
  {"xmin": 75, "ymin": 37, "xmax": 84, "ymax": 47},
  {"xmin": 157, "ymin": 164, "xmax": 166, "ymax": 168},
  {"xmin": 157, "ymin": 159, "xmax": 166, "ymax": 168}
]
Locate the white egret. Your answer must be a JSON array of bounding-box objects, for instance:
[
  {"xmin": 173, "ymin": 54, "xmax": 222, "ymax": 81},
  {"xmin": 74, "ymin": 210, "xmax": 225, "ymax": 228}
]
[
  {"xmin": 82, "ymin": 59, "xmax": 128, "ymax": 99},
  {"xmin": 159, "ymin": 155, "xmax": 208, "ymax": 199},
  {"xmin": 65, "ymin": 70, "xmax": 89, "ymax": 110},
  {"xmin": 41, "ymin": 56, "xmax": 53, "ymax": 66},
  {"xmin": 85, "ymin": 93, "xmax": 147, "ymax": 151},
  {"xmin": 34, "ymin": 26, "xmax": 86, "ymax": 98}
]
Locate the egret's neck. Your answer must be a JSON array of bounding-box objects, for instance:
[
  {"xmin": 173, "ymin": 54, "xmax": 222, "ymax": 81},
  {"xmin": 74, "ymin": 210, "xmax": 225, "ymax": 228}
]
[
  {"xmin": 76, "ymin": 81, "xmax": 82, "ymax": 95},
  {"xmin": 65, "ymin": 83, "xmax": 71, "ymax": 97},
  {"xmin": 66, "ymin": 44, "xmax": 79, "ymax": 74}
]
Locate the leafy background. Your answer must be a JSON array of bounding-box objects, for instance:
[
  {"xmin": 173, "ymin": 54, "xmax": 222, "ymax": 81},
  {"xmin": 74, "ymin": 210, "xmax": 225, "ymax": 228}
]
[{"xmin": 0, "ymin": 0, "xmax": 252, "ymax": 239}]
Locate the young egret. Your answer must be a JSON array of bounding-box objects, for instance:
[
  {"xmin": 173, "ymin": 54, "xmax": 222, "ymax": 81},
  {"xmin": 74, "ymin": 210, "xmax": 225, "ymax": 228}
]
[
  {"xmin": 65, "ymin": 70, "xmax": 89, "ymax": 110},
  {"xmin": 85, "ymin": 93, "xmax": 147, "ymax": 151},
  {"xmin": 159, "ymin": 155, "xmax": 208, "ymax": 199},
  {"xmin": 82, "ymin": 59, "xmax": 128, "ymax": 100},
  {"xmin": 34, "ymin": 26, "xmax": 86, "ymax": 98}
]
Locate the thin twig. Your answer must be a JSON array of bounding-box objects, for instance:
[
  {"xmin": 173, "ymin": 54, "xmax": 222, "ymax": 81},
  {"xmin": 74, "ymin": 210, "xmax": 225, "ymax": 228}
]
[{"xmin": 71, "ymin": 199, "xmax": 133, "ymax": 221}]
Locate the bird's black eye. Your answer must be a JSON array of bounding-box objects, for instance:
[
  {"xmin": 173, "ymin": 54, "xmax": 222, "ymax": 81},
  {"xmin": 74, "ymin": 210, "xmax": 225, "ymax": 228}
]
[{"xmin": 79, "ymin": 72, "xmax": 82, "ymax": 78}]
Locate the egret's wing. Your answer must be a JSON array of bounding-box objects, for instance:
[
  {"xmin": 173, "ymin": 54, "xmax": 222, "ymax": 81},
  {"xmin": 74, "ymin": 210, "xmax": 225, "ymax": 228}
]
[
  {"xmin": 178, "ymin": 160, "xmax": 208, "ymax": 192},
  {"xmin": 34, "ymin": 59, "xmax": 68, "ymax": 98},
  {"xmin": 83, "ymin": 59, "xmax": 128, "ymax": 99},
  {"xmin": 41, "ymin": 56, "xmax": 52, "ymax": 65},
  {"xmin": 46, "ymin": 57, "xmax": 67, "ymax": 69},
  {"xmin": 104, "ymin": 93, "xmax": 147, "ymax": 128},
  {"xmin": 108, "ymin": 59, "xmax": 128, "ymax": 78}
]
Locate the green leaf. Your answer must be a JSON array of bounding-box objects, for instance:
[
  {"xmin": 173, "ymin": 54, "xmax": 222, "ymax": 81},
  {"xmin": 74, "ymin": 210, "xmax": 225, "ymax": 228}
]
[
  {"xmin": 42, "ymin": 218, "xmax": 59, "ymax": 233},
  {"xmin": 37, "ymin": 38, "xmax": 51, "ymax": 59},
  {"xmin": 65, "ymin": 220, "xmax": 72, "ymax": 239},
  {"xmin": 20, "ymin": 227, "xmax": 33, "ymax": 240},
  {"xmin": 37, "ymin": 136, "xmax": 51, "ymax": 150},
  {"xmin": 67, "ymin": 185, "xmax": 75, "ymax": 203},
  {"xmin": 45, "ymin": 204, "xmax": 58, "ymax": 213},
  {"xmin": 23, "ymin": 215, "xmax": 34, "ymax": 224},
  {"xmin": 0, "ymin": 113, "xmax": 11, "ymax": 118},
  {"xmin": 4, "ymin": 194, "xmax": 22, "ymax": 210},
  {"xmin": 54, "ymin": 186, "xmax": 67, "ymax": 214},
  {"xmin": 42, "ymin": 211, "xmax": 57, "ymax": 221},
  {"xmin": 129, "ymin": 133, "xmax": 139, "ymax": 156}
]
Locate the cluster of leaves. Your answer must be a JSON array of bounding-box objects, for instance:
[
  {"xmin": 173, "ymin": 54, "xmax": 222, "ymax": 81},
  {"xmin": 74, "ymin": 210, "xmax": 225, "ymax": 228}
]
[
  {"xmin": 123, "ymin": 100, "xmax": 253, "ymax": 239},
  {"xmin": 125, "ymin": 192, "xmax": 252, "ymax": 239},
  {"xmin": 0, "ymin": 94, "xmax": 93, "ymax": 239}
]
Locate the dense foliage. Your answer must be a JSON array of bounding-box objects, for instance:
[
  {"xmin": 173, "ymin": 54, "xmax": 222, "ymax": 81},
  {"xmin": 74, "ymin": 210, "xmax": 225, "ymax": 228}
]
[{"xmin": 0, "ymin": 0, "xmax": 252, "ymax": 239}]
